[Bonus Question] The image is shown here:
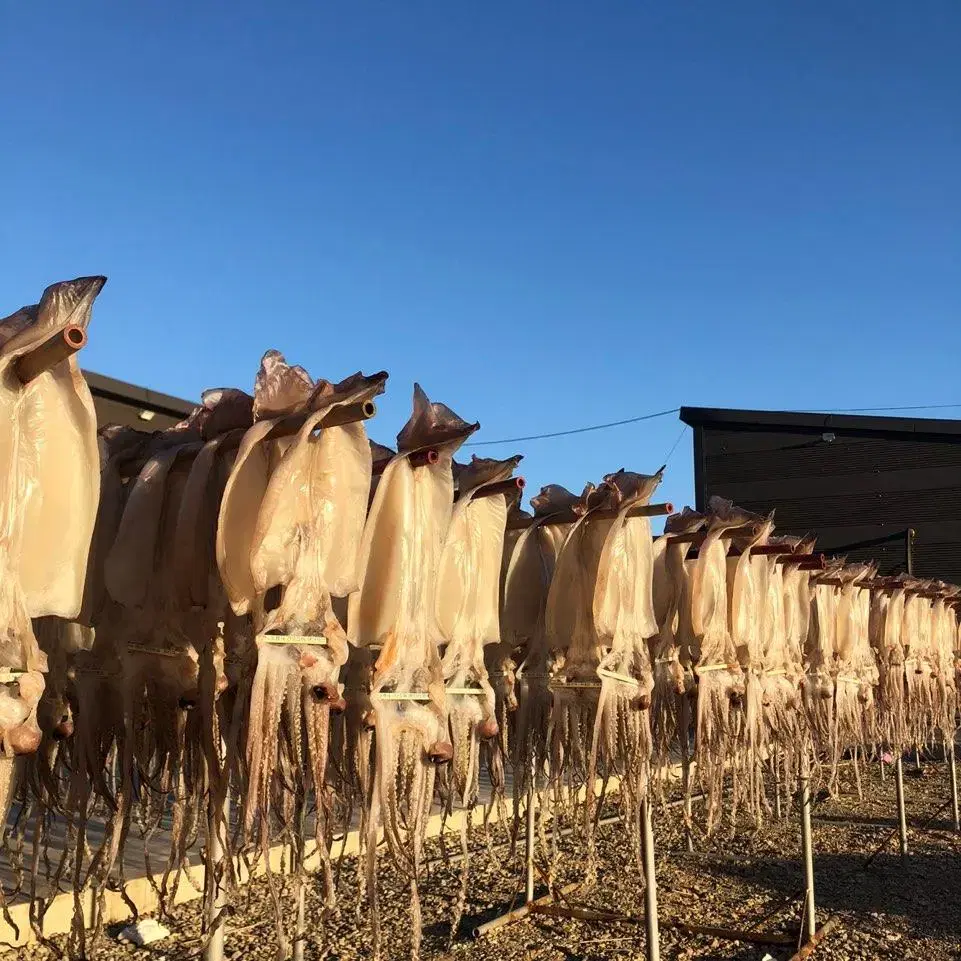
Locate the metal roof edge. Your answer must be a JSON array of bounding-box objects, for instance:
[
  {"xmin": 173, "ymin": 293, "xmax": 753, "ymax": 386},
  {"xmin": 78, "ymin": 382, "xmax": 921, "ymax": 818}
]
[
  {"xmin": 678, "ymin": 405, "xmax": 961, "ymax": 438},
  {"xmin": 82, "ymin": 369, "xmax": 195, "ymax": 417}
]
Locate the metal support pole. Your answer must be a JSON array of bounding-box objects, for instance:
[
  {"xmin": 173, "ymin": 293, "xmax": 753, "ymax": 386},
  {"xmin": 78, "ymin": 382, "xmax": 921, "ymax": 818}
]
[
  {"xmin": 799, "ymin": 752, "xmax": 816, "ymax": 943},
  {"xmin": 640, "ymin": 795, "xmax": 661, "ymax": 961},
  {"xmin": 774, "ymin": 750, "xmax": 783, "ymax": 820},
  {"xmin": 525, "ymin": 756, "xmax": 536, "ymax": 904},
  {"xmin": 293, "ymin": 880, "xmax": 306, "ymax": 961},
  {"xmin": 205, "ymin": 788, "xmax": 229, "ymax": 961},
  {"xmin": 895, "ymin": 755, "xmax": 909, "ymax": 856},
  {"xmin": 0, "ymin": 757, "xmax": 18, "ymax": 828},
  {"xmin": 947, "ymin": 740, "xmax": 959, "ymax": 833},
  {"xmin": 680, "ymin": 696, "xmax": 694, "ymax": 852}
]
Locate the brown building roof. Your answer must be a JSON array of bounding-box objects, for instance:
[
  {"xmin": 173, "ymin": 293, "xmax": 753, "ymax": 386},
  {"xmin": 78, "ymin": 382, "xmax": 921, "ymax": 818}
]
[
  {"xmin": 83, "ymin": 370, "xmax": 195, "ymax": 432},
  {"xmin": 678, "ymin": 405, "xmax": 961, "ymax": 580}
]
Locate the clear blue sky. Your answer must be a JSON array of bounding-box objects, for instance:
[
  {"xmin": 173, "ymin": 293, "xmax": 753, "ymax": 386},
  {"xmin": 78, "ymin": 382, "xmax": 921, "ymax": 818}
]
[{"xmin": 4, "ymin": 3, "xmax": 959, "ymax": 515}]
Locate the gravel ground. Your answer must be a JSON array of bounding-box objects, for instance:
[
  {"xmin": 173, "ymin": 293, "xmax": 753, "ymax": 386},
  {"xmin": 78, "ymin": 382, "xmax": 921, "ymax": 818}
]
[{"xmin": 19, "ymin": 758, "xmax": 961, "ymax": 961}]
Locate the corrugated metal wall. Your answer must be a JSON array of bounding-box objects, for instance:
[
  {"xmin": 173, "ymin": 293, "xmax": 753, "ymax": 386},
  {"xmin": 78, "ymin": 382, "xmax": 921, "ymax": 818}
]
[{"xmin": 685, "ymin": 414, "xmax": 961, "ymax": 582}]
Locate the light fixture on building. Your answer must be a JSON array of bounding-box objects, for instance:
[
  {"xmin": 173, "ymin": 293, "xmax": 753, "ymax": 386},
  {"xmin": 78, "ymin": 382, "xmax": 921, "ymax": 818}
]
[{"xmin": 139, "ymin": 409, "xmax": 156, "ymax": 422}]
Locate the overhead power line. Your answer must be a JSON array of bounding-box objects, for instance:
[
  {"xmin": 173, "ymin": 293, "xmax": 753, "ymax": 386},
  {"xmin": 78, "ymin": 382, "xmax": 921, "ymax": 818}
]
[
  {"xmin": 663, "ymin": 424, "xmax": 689, "ymax": 465},
  {"xmin": 463, "ymin": 401, "xmax": 961, "ymax": 450},
  {"xmin": 464, "ymin": 407, "xmax": 681, "ymax": 447}
]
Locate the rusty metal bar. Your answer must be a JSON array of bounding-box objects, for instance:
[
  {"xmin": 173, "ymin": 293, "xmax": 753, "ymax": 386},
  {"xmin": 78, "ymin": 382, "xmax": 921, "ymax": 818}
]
[
  {"xmin": 508, "ymin": 502, "xmax": 673, "ymax": 531},
  {"xmin": 750, "ymin": 544, "xmax": 800, "ymax": 556},
  {"xmin": 457, "ymin": 477, "xmax": 525, "ymax": 502},
  {"xmin": 15, "ymin": 325, "xmax": 87, "ymax": 383},
  {"xmin": 667, "ymin": 920, "xmax": 796, "ymax": 947},
  {"xmin": 473, "ymin": 882, "xmax": 580, "ymax": 937},
  {"xmin": 664, "ymin": 531, "xmax": 706, "ymax": 545},
  {"xmin": 525, "ymin": 907, "xmax": 796, "ymax": 948},
  {"xmin": 409, "ymin": 448, "xmax": 439, "ymax": 468},
  {"xmin": 267, "ymin": 399, "xmax": 377, "ymax": 439},
  {"xmin": 528, "ymin": 903, "xmax": 623, "ymax": 922},
  {"xmin": 787, "ymin": 917, "xmax": 839, "ymax": 961}
]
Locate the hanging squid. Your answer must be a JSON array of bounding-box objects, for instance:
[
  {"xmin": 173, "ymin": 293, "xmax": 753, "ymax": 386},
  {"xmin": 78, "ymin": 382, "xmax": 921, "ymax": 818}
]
[
  {"xmin": 0, "ymin": 278, "xmax": 103, "ymax": 952},
  {"xmin": 217, "ymin": 354, "xmax": 385, "ymax": 954},
  {"xmin": 347, "ymin": 385, "xmax": 477, "ymax": 961},
  {"xmin": 649, "ymin": 508, "xmax": 706, "ymax": 776},
  {"xmin": 764, "ymin": 533, "xmax": 817, "ymax": 808},
  {"xmin": 503, "ymin": 485, "xmax": 579, "ymax": 818},
  {"xmin": 801, "ymin": 556, "xmax": 846, "ymax": 781},
  {"xmin": 434, "ymin": 454, "xmax": 522, "ymax": 941},
  {"xmin": 829, "ymin": 563, "xmax": 878, "ymax": 794},
  {"xmin": 688, "ymin": 497, "xmax": 767, "ymax": 832},
  {"xmin": 585, "ymin": 468, "xmax": 663, "ymax": 872}
]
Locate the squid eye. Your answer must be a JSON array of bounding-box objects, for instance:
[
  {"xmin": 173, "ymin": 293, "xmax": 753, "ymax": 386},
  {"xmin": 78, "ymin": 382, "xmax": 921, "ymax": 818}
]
[{"xmin": 427, "ymin": 741, "xmax": 454, "ymax": 765}]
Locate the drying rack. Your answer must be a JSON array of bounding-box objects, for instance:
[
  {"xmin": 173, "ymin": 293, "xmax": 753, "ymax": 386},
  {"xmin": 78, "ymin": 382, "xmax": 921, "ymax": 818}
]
[{"xmin": 476, "ymin": 533, "xmax": 837, "ymax": 960}]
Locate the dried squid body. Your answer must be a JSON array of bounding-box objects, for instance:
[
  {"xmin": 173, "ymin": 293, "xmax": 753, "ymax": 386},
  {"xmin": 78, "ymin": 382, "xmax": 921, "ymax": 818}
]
[
  {"xmin": 723, "ymin": 509, "xmax": 775, "ymax": 822},
  {"xmin": 587, "ymin": 468, "xmax": 664, "ymax": 864},
  {"xmin": 241, "ymin": 371, "xmax": 385, "ymax": 940},
  {"xmin": 217, "ymin": 362, "xmax": 383, "ymax": 775},
  {"xmin": 348, "ymin": 385, "xmax": 477, "ymax": 959},
  {"xmin": 544, "ymin": 482, "xmax": 619, "ymax": 809},
  {"xmin": 689, "ymin": 498, "xmax": 763, "ymax": 832},
  {"xmin": 650, "ymin": 508, "xmax": 706, "ymax": 769},
  {"xmin": 931, "ymin": 594, "xmax": 959, "ymax": 741},
  {"xmin": 502, "ymin": 485, "xmax": 577, "ymax": 803},
  {"xmin": 871, "ymin": 585, "xmax": 908, "ymax": 751},
  {"xmin": 767, "ymin": 536, "xmax": 817, "ymax": 791},
  {"xmin": 830, "ymin": 565, "xmax": 878, "ymax": 787},
  {"xmin": 804, "ymin": 574, "xmax": 840, "ymax": 757},
  {"xmin": 0, "ymin": 278, "xmax": 104, "ymax": 761},
  {"xmin": 437, "ymin": 455, "xmax": 521, "ymax": 807},
  {"xmin": 901, "ymin": 587, "xmax": 929, "ymax": 748},
  {"xmin": 433, "ymin": 455, "xmax": 521, "ymax": 947},
  {"xmin": 479, "ymin": 502, "xmax": 527, "ymax": 809}
]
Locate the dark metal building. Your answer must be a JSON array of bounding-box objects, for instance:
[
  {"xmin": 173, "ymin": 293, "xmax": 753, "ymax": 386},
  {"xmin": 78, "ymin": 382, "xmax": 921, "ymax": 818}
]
[
  {"xmin": 83, "ymin": 370, "xmax": 194, "ymax": 432},
  {"xmin": 680, "ymin": 406, "xmax": 961, "ymax": 581}
]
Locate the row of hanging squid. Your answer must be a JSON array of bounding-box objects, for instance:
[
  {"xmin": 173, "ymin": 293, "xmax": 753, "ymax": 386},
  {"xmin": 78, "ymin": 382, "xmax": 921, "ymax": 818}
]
[{"xmin": 1, "ymin": 277, "xmax": 959, "ymax": 960}]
